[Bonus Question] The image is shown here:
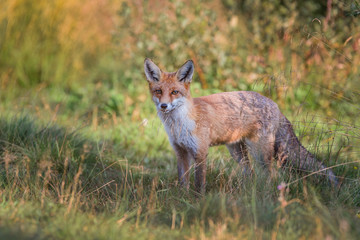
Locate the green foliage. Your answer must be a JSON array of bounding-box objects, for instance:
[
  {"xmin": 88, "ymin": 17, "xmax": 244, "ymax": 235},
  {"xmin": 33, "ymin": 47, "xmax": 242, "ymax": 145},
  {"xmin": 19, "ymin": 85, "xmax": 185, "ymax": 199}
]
[
  {"xmin": 0, "ymin": 0, "xmax": 115, "ymax": 88},
  {"xmin": 347, "ymin": 0, "xmax": 360, "ymax": 16}
]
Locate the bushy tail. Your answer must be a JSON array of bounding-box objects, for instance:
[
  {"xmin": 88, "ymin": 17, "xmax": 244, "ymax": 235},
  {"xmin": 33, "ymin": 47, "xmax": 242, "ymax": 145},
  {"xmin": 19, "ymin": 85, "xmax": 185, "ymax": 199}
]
[{"xmin": 275, "ymin": 115, "xmax": 338, "ymax": 185}]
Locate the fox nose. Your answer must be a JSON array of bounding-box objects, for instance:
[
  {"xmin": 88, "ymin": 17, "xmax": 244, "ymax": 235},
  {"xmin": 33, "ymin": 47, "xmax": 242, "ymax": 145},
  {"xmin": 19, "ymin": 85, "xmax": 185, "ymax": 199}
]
[{"xmin": 160, "ymin": 103, "xmax": 168, "ymax": 109}]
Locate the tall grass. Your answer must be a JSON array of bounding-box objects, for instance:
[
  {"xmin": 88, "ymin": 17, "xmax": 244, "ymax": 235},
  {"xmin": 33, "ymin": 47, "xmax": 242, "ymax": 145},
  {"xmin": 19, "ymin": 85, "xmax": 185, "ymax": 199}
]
[{"xmin": 0, "ymin": 116, "xmax": 359, "ymax": 239}]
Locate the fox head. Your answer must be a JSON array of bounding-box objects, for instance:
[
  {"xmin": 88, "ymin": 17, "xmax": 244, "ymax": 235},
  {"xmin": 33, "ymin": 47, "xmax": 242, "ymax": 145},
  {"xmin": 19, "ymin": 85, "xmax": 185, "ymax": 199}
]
[{"xmin": 144, "ymin": 58, "xmax": 194, "ymax": 113}]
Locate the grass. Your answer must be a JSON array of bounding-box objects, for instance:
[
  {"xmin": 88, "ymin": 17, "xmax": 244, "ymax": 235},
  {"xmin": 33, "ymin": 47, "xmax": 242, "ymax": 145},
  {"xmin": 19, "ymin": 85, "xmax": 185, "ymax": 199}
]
[
  {"xmin": 1, "ymin": 0, "xmax": 360, "ymax": 239},
  {"xmin": 0, "ymin": 115, "xmax": 359, "ymax": 239}
]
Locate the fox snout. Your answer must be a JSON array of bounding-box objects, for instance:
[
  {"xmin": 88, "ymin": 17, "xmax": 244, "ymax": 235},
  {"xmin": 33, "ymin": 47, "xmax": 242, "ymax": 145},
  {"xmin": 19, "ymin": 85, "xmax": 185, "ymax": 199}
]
[
  {"xmin": 160, "ymin": 103, "xmax": 168, "ymax": 110},
  {"xmin": 157, "ymin": 97, "xmax": 187, "ymax": 113},
  {"xmin": 158, "ymin": 102, "xmax": 172, "ymax": 113}
]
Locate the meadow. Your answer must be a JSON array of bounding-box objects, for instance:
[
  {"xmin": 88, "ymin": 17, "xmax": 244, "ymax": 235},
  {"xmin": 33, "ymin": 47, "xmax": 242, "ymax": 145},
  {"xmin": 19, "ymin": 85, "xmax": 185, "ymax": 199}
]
[{"xmin": 0, "ymin": 0, "xmax": 360, "ymax": 239}]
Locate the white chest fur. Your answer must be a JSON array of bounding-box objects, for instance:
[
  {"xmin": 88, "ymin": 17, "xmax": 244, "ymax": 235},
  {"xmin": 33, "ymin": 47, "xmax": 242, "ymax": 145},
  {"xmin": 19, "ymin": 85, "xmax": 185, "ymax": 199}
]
[{"xmin": 158, "ymin": 104, "xmax": 198, "ymax": 155}]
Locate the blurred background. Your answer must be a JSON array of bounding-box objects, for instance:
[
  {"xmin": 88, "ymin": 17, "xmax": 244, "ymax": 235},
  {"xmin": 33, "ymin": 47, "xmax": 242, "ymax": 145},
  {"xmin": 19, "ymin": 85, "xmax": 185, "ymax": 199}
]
[{"xmin": 1, "ymin": 0, "xmax": 359, "ymax": 158}]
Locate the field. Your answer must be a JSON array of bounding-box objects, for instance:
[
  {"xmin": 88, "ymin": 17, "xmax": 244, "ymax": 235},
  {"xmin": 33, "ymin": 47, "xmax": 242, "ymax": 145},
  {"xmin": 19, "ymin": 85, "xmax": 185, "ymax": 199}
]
[{"xmin": 0, "ymin": 0, "xmax": 360, "ymax": 239}]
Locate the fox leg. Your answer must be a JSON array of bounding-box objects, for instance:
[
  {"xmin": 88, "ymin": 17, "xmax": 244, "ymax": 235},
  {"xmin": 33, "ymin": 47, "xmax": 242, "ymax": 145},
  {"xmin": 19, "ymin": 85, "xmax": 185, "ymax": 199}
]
[
  {"xmin": 194, "ymin": 147, "xmax": 208, "ymax": 194},
  {"xmin": 262, "ymin": 135, "xmax": 276, "ymax": 168},
  {"xmin": 226, "ymin": 142, "xmax": 249, "ymax": 173},
  {"xmin": 245, "ymin": 134, "xmax": 275, "ymax": 169},
  {"xmin": 261, "ymin": 137, "xmax": 277, "ymax": 178},
  {"xmin": 174, "ymin": 145, "xmax": 191, "ymax": 189},
  {"xmin": 226, "ymin": 141, "xmax": 248, "ymax": 163}
]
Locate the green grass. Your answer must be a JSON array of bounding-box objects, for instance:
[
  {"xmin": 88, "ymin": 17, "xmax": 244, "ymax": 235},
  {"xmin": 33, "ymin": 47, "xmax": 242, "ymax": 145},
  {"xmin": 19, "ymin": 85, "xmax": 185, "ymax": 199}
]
[{"xmin": 0, "ymin": 115, "xmax": 359, "ymax": 239}]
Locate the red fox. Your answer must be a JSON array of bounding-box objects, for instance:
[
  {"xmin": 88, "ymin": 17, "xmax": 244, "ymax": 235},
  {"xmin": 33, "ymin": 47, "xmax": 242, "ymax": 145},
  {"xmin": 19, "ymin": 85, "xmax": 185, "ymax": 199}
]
[{"xmin": 144, "ymin": 58, "xmax": 337, "ymax": 193}]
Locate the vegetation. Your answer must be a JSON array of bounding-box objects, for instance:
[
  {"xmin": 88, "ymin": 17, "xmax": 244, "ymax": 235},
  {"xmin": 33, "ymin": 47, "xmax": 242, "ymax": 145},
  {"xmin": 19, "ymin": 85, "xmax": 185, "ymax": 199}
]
[{"xmin": 0, "ymin": 0, "xmax": 359, "ymax": 239}]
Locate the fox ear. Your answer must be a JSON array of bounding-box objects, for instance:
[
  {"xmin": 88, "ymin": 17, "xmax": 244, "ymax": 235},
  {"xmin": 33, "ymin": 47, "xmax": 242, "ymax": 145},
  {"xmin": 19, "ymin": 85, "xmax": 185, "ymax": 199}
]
[
  {"xmin": 144, "ymin": 58, "xmax": 161, "ymax": 82},
  {"xmin": 176, "ymin": 60, "xmax": 194, "ymax": 83}
]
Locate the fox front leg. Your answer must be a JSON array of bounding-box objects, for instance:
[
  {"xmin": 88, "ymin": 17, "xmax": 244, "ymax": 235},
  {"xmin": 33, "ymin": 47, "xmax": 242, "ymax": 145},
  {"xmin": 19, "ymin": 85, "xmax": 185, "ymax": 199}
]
[
  {"xmin": 174, "ymin": 145, "xmax": 191, "ymax": 189},
  {"xmin": 194, "ymin": 149, "xmax": 208, "ymax": 194}
]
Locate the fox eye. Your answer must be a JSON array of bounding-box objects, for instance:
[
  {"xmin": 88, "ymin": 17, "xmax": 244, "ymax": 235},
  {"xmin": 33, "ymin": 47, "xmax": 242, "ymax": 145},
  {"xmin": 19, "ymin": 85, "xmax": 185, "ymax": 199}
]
[
  {"xmin": 155, "ymin": 89, "xmax": 162, "ymax": 94},
  {"xmin": 171, "ymin": 90, "xmax": 179, "ymax": 95}
]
